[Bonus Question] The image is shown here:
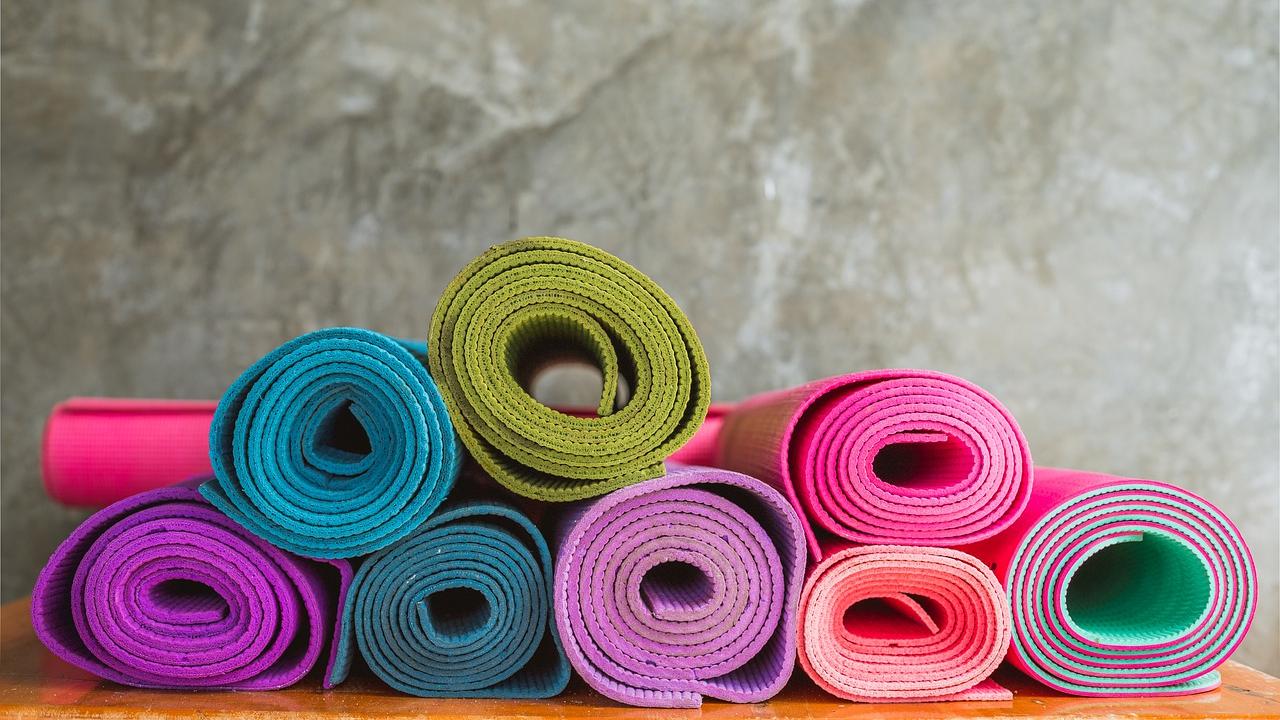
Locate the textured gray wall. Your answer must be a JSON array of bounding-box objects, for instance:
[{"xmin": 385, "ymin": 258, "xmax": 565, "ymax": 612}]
[{"xmin": 2, "ymin": 0, "xmax": 1277, "ymax": 673}]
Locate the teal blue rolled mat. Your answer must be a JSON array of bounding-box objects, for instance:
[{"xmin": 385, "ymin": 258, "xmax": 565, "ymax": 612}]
[
  {"xmin": 325, "ymin": 502, "xmax": 570, "ymax": 697},
  {"xmin": 202, "ymin": 327, "xmax": 460, "ymax": 558}
]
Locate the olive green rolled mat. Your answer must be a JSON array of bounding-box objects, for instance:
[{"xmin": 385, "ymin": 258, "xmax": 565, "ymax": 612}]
[{"xmin": 428, "ymin": 237, "xmax": 710, "ymax": 502}]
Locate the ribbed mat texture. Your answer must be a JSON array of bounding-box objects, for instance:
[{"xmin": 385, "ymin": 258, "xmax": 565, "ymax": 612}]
[
  {"xmin": 326, "ymin": 502, "xmax": 569, "ymax": 698},
  {"xmin": 428, "ymin": 237, "xmax": 711, "ymax": 502},
  {"xmin": 962, "ymin": 468, "xmax": 1257, "ymax": 696},
  {"xmin": 202, "ymin": 327, "xmax": 460, "ymax": 558},
  {"xmin": 797, "ymin": 545, "xmax": 1011, "ymax": 702},
  {"xmin": 716, "ymin": 370, "xmax": 1033, "ymax": 558},
  {"xmin": 553, "ymin": 465, "xmax": 806, "ymax": 708},
  {"xmin": 31, "ymin": 483, "xmax": 347, "ymax": 689},
  {"xmin": 43, "ymin": 398, "xmax": 217, "ymax": 507}
]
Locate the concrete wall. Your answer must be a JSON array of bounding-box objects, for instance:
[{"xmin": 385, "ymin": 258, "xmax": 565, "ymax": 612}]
[{"xmin": 3, "ymin": 0, "xmax": 1276, "ymax": 673}]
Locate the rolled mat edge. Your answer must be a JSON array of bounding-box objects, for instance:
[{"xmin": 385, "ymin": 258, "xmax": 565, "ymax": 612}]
[
  {"xmin": 43, "ymin": 398, "xmax": 218, "ymax": 508},
  {"xmin": 326, "ymin": 501, "xmax": 570, "ymax": 698},
  {"xmin": 553, "ymin": 465, "xmax": 806, "ymax": 708},
  {"xmin": 202, "ymin": 327, "xmax": 461, "ymax": 558},
  {"xmin": 31, "ymin": 482, "xmax": 349, "ymax": 689},
  {"xmin": 428, "ymin": 237, "xmax": 712, "ymax": 502},
  {"xmin": 716, "ymin": 369, "xmax": 1033, "ymax": 560},
  {"xmin": 797, "ymin": 544, "xmax": 1012, "ymax": 702},
  {"xmin": 960, "ymin": 467, "xmax": 1257, "ymax": 697}
]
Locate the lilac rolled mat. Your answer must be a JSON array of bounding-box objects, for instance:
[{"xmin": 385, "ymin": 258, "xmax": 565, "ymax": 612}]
[
  {"xmin": 31, "ymin": 482, "xmax": 350, "ymax": 689},
  {"xmin": 553, "ymin": 465, "xmax": 806, "ymax": 708}
]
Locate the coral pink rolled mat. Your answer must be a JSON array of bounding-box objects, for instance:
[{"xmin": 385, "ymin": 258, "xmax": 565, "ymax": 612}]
[
  {"xmin": 41, "ymin": 400, "xmax": 727, "ymax": 508},
  {"xmin": 959, "ymin": 467, "xmax": 1257, "ymax": 697},
  {"xmin": 715, "ymin": 369, "xmax": 1033, "ymax": 559},
  {"xmin": 797, "ymin": 544, "xmax": 1012, "ymax": 702}
]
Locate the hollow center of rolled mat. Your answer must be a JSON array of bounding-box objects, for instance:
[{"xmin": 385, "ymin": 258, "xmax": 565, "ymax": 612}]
[
  {"xmin": 842, "ymin": 595, "xmax": 940, "ymax": 641},
  {"xmin": 424, "ymin": 586, "xmax": 492, "ymax": 640},
  {"xmin": 146, "ymin": 579, "xmax": 229, "ymax": 623},
  {"xmin": 1065, "ymin": 533, "xmax": 1212, "ymax": 642},
  {"xmin": 313, "ymin": 402, "xmax": 372, "ymax": 460},
  {"xmin": 872, "ymin": 433, "xmax": 974, "ymax": 489},
  {"xmin": 530, "ymin": 363, "xmax": 632, "ymax": 412},
  {"xmin": 640, "ymin": 560, "xmax": 715, "ymax": 617},
  {"xmin": 507, "ymin": 309, "xmax": 634, "ymax": 417}
]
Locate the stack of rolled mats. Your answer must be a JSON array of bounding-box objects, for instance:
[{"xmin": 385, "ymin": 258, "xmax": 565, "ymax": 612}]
[{"xmin": 34, "ymin": 236, "xmax": 1257, "ymax": 708}]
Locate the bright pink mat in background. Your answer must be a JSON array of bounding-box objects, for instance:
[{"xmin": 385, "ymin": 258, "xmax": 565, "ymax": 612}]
[{"xmin": 43, "ymin": 398, "xmax": 218, "ymax": 507}]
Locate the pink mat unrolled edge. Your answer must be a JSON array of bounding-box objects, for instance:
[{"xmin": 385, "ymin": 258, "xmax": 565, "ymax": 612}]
[{"xmin": 43, "ymin": 398, "xmax": 220, "ymax": 507}]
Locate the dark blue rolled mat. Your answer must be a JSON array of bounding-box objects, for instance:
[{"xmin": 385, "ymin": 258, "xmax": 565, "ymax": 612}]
[
  {"xmin": 202, "ymin": 327, "xmax": 460, "ymax": 558},
  {"xmin": 325, "ymin": 501, "xmax": 570, "ymax": 698}
]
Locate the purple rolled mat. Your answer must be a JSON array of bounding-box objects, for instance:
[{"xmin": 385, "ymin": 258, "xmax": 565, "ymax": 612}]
[
  {"xmin": 553, "ymin": 465, "xmax": 806, "ymax": 708},
  {"xmin": 31, "ymin": 482, "xmax": 350, "ymax": 689}
]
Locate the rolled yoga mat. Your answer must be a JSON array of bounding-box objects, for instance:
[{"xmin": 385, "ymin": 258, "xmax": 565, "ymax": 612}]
[
  {"xmin": 31, "ymin": 483, "xmax": 349, "ymax": 689},
  {"xmin": 202, "ymin": 327, "xmax": 460, "ymax": 558},
  {"xmin": 797, "ymin": 545, "xmax": 1012, "ymax": 702},
  {"xmin": 326, "ymin": 502, "xmax": 570, "ymax": 698},
  {"xmin": 554, "ymin": 465, "xmax": 806, "ymax": 708},
  {"xmin": 961, "ymin": 467, "xmax": 1257, "ymax": 696},
  {"xmin": 428, "ymin": 237, "xmax": 711, "ymax": 502},
  {"xmin": 43, "ymin": 398, "xmax": 217, "ymax": 507},
  {"xmin": 715, "ymin": 370, "xmax": 1032, "ymax": 559}
]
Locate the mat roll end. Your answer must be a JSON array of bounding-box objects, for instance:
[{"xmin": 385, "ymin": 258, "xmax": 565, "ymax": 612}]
[
  {"xmin": 330, "ymin": 501, "xmax": 570, "ymax": 698},
  {"xmin": 203, "ymin": 327, "xmax": 460, "ymax": 559},
  {"xmin": 428, "ymin": 237, "xmax": 711, "ymax": 503},
  {"xmin": 31, "ymin": 482, "xmax": 344, "ymax": 690},
  {"xmin": 554, "ymin": 465, "xmax": 806, "ymax": 708},
  {"xmin": 963, "ymin": 467, "xmax": 1257, "ymax": 697},
  {"xmin": 797, "ymin": 544, "xmax": 1012, "ymax": 703},
  {"xmin": 717, "ymin": 369, "xmax": 1033, "ymax": 559}
]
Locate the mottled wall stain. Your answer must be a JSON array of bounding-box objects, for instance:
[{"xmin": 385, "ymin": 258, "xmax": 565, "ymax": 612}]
[{"xmin": 2, "ymin": 0, "xmax": 1277, "ymax": 672}]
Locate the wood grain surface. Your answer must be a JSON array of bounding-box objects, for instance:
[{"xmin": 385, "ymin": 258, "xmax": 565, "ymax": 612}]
[{"xmin": 1, "ymin": 598, "xmax": 1276, "ymax": 719}]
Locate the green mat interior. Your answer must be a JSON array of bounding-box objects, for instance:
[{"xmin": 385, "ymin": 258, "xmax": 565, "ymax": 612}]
[{"xmin": 1064, "ymin": 532, "xmax": 1212, "ymax": 644}]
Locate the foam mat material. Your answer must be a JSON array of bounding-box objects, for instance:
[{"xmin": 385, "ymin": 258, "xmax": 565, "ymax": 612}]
[
  {"xmin": 30, "ymin": 483, "xmax": 348, "ymax": 689},
  {"xmin": 553, "ymin": 465, "xmax": 806, "ymax": 708},
  {"xmin": 43, "ymin": 398, "xmax": 217, "ymax": 507},
  {"xmin": 715, "ymin": 370, "xmax": 1032, "ymax": 559},
  {"xmin": 202, "ymin": 327, "xmax": 460, "ymax": 558},
  {"xmin": 326, "ymin": 502, "xmax": 569, "ymax": 698},
  {"xmin": 961, "ymin": 467, "xmax": 1257, "ymax": 696},
  {"xmin": 428, "ymin": 237, "xmax": 711, "ymax": 502},
  {"xmin": 797, "ymin": 545, "xmax": 1011, "ymax": 702}
]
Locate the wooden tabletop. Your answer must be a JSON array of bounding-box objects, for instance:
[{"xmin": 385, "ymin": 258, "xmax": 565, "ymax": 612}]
[{"xmin": 1, "ymin": 599, "xmax": 1276, "ymax": 719}]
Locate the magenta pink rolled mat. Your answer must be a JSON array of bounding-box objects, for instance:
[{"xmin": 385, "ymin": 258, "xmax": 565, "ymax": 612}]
[
  {"xmin": 715, "ymin": 370, "xmax": 1033, "ymax": 560},
  {"xmin": 797, "ymin": 544, "xmax": 1012, "ymax": 702},
  {"xmin": 31, "ymin": 482, "xmax": 350, "ymax": 689},
  {"xmin": 959, "ymin": 468, "xmax": 1257, "ymax": 696},
  {"xmin": 43, "ymin": 398, "xmax": 217, "ymax": 507},
  {"xmin": 42, "ymin": 400, "xmax": 727, "ymax": 508},
  {"xmin": 553, "ymin": 465, "xmax": 806, "ymax": 708}
]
